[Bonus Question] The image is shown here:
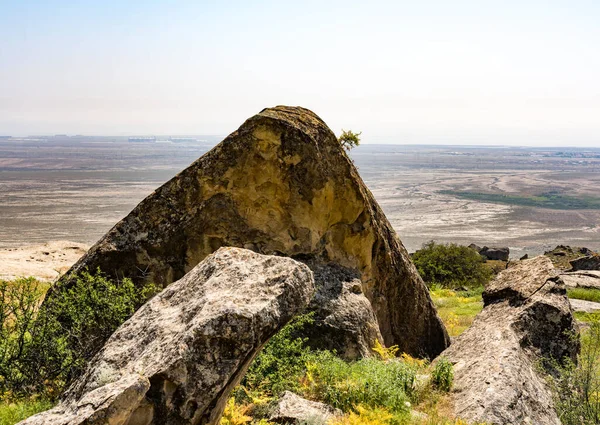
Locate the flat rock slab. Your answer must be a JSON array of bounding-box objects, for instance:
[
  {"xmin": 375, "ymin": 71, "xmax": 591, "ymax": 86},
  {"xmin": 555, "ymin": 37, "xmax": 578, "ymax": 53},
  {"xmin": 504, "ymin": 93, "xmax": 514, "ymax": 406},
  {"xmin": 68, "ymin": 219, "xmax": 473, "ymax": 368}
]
[
  {"xmin": 570, "ymin": 298, "xmax": 600, "ymax": 313},
  {"xmin": 560, "ymin": 271, "xmax": 600, "ymax": 289},
  {"xmin": 440, "ymin": 256, "xmax": 579, "ymax": 425},
  {"xmin": 19, "ymin": 248, "xmax": 315, "ymax": 425}
]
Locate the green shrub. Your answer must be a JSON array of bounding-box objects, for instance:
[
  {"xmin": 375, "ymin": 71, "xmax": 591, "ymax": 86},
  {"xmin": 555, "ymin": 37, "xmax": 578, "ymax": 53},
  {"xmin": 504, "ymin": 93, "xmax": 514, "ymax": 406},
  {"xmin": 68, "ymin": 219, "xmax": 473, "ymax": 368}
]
[
  {"xmin": 29, "ymin": 269, "xmax": 158, "ymax": 392},
  {"xmin": 239, "ymin": 313, "xmax": 315, "ymax": 397},
  {"xmin": 339, "ymin": 129, "xmax": 361, "ymax": 151},
  {"xmin": 412, "ymin": 241, "xmax": 493, "ymax": 288},
  {"xmin": 236, "ymin": 318, "xmax": 456, "ymax": 425},
  {"xmin": 552, "ymin": 319, "xmax": 600, "ymax": 424},
  {"xmin": 303, "ymin": 351, "xmax": 417, "ymax": 419},
  {"xmin": 574, "ymin": 311, "xmax": 600, "ymax": 324},
  {"xmin": 0, "ymin": 278, "xmax": 50, "ymax": 398},
  {"xmin": 0, "ymin": 271, "xmax": 157, "ymax": 398},
  {"xmin": 0, "ymin": 398, "xmax": 53, "ymax": 425},
  {"xmin": 431, "ymin": 358, "xmax": 453, "ymax": 392}
]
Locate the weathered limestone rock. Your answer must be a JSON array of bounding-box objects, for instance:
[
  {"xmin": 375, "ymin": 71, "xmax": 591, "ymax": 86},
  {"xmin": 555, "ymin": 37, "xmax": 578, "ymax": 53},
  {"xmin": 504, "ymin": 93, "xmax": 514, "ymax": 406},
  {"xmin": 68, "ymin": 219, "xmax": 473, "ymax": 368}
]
[
  {"xmin": 49, "ymin": 105, "xmax": 448, "ymax": 358},
  {"xmin": 479, "ymin": 246, "xmax": 510, "ymax": 262},
  {"xmin": 303, "ymin": 262, "xmax": 384, "ymax": 359},
  {"xmin": 440, "ymin": 256, "xmax": 579, "ymax": 425},
  {"xmin": 268, "ymin": 391, "xmax": 340, "ymax": 424},
  {"xmin": 570, "ymin": 254, "xmax": 600, "ymax": 271},
  {"xmin": 20, "ymin": 248, "xmax": 315, "ymax": 425},
  {"xmin": 560, "ymin": 270, "xmax": 600, "ymax": 289}
]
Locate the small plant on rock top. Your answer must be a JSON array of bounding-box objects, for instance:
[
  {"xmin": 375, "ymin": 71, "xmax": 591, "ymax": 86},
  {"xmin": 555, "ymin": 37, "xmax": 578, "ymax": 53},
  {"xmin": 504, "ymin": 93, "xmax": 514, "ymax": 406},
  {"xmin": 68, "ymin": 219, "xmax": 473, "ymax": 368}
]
[{"xmin": 339, "ymin": 130, "xmax": 362, "ymax": 151}]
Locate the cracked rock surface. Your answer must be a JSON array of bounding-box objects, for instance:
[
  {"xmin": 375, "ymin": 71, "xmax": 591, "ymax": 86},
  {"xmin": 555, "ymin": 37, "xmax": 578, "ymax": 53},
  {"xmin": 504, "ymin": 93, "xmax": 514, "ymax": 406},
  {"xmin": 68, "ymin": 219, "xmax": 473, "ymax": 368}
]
[
  {"xmin": 439, "ymin": 256, "xmax": 579, "ymax": 425},
  {"xmin": 19, "ymin": 248, "xmax": 315, "ymax": 425}
]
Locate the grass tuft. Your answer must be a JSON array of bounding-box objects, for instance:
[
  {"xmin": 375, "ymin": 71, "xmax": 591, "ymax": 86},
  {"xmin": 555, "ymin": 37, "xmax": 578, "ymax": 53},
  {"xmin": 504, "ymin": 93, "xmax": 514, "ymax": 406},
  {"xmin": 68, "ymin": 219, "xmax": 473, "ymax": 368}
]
[
  {"xmin": 567, "ymin": 288, "xmax": 600, "ymax": 304},
  {"xmin": 430, "ymin": 286, "xmax": 483, "ymax": 337},
  {"xmin": 573, "ymin": 311, "xmax": 600, "ymax": 323},
  {"xmin": 0, "ymin": 399, "xmax": 53, "ymax": 425}
]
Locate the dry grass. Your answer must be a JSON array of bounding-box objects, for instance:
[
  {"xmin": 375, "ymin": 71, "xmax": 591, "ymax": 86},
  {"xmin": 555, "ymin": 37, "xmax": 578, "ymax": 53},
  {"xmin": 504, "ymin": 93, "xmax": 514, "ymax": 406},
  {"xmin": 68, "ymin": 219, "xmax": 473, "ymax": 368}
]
[{"xmin": 430, "ymin": 287, "xmax": 483, "ymax": 337}]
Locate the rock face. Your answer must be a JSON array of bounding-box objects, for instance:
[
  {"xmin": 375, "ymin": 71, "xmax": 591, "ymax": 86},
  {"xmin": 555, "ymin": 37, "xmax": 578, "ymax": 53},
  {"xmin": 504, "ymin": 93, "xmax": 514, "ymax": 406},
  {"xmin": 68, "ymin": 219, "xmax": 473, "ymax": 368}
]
[
  {"xmin": 440, "ymin": 256, "xmax": 579, "ymax": 425},
  {"xmin": 570, "ymin": 254, "xmax": 600, "ymax": 271},
  {"xmin": 303, "ymin": 262, "xmax": 384, "ymax": 359},
  {"xmin": 469, "ymin": 244, "xmax": 510, "ymax": 261},
  {"xmin": 49, "ymin": 106, "xmax": 448, "ymax": 358},
  {"xmin": 479, "ymin": 246, "xmax": 510, "ymax": 262},
  {"xmin": 268, "ymin": 391, "xmax": 340, "ymax": 424},
  {"xmin": 20, "ymin": 248, "xmax": 315, "ymax": 425}
]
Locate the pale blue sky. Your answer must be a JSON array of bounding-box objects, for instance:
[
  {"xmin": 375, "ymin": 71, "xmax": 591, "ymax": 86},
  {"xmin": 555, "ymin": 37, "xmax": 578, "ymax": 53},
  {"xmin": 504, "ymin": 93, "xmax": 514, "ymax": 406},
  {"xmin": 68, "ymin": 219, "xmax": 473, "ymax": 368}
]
[{"xmin": 1, "ymin": 0, "xmax": 599, "ymax": 146}]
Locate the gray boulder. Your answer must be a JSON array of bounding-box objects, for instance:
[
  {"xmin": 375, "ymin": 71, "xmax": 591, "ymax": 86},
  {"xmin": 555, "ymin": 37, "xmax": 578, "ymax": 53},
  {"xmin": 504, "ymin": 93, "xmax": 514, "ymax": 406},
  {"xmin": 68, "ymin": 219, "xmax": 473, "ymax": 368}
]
[
  {"xmin": 19, "ymin": 248, "xmax": 315, "ymax": 425},
  {"xmin": 479, "ymin": 246, "xmax": 510, "ymax": 261},
  {"xmin": 269, "ymin": 391, "xmax": 340, "ymax": 424},
  {"xmin": 439, "ymin": 256, "xmax": 579, "ymax": 425},
  {"xmin": 468, "ymin": 243, "xmax": 481, "ymax": 252},
  {"xmin": 570, "ymin": 255, "xmax": 600, "ymax": 271},
  {"xmin": 303, "ymin": 262, "xmax": 384, "ymax": 359}
]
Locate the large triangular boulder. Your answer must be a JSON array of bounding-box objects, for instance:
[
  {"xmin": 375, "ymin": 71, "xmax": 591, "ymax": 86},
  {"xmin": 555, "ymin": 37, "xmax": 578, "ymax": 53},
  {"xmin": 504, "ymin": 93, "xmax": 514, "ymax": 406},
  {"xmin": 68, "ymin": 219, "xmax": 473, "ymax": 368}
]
[{"xmin": 50, "ymin": 105, "xmax": 449, "ymax": 358}]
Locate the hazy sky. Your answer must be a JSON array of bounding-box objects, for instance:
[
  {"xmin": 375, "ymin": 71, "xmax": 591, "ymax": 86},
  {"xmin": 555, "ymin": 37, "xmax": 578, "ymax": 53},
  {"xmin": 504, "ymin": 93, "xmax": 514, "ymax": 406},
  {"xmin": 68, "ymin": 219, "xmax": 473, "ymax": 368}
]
[{"xmin": 1, "ymin": 1, "xmax": 599, "ymax": 146}]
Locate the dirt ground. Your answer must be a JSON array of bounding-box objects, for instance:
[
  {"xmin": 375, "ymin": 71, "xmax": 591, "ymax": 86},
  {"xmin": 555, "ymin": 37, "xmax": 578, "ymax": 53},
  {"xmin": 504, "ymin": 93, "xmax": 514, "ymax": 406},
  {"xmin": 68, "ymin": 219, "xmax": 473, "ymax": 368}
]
[{"xmin": 0, "ymin": 241, "xmax": 89, "ymax": 282}]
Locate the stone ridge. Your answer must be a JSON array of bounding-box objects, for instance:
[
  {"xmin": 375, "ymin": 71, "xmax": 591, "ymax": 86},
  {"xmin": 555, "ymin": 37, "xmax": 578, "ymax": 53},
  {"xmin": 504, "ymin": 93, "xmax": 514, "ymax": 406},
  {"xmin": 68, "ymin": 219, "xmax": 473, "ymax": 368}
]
[
  {"xmin": 48, "ymin": 105, "xmax": 449, "ymax": 359},
  {"xmin": 439, "ymin": 256, "xmax": 579, "ymax": 425}
]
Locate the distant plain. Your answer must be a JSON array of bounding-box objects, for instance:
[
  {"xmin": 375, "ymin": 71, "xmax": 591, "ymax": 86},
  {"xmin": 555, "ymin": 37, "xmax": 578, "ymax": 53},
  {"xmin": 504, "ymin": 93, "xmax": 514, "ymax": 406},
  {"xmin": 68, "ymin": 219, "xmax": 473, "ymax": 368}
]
[{"xmin": 1, "ymin": 136, "xmax": 599, "ymax": 258}]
